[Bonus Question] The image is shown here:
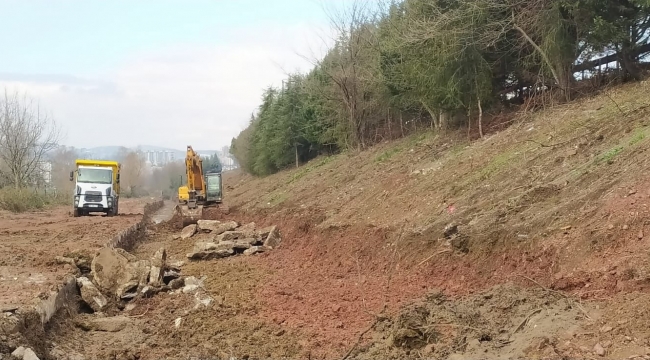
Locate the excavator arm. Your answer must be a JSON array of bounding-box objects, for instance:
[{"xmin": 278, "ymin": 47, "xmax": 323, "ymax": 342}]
[{"xmin": 184, "ymin": 146, "xmax": 206, "ymax": 208}]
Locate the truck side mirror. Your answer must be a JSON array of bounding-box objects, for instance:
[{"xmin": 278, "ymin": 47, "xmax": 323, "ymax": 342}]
[{"xmin": 69, "ymin": 171, "xmax": 74, "ymax": 181}]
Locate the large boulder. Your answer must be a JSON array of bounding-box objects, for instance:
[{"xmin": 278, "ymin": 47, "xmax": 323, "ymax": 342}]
[
  {"xmin": 90, "ymin": 248, "xmax": 151, "ymax": 298},
  {"xmin": 263, "ymin": 226, "xmax": 282, "ymax": 249},
  {"xmin": 180, "ymin": 224, "xmax": 197, "ymax": 240},
  {"xmin": 76, "ymin": 277, "xmax": 108, "ymax": 312},
  {"xmin": 197, "ymin": 220, "xmax": 221, "ymax": 232}
]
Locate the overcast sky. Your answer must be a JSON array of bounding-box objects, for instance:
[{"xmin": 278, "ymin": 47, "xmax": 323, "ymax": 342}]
[{"xmin": 0, "ymin": 0, "xmax": 347, "ymax": 150}]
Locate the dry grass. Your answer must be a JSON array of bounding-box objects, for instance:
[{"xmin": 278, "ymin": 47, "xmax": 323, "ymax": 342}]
[
  {"xmin": 0, "ymin": 187, "xmax": 69, "ymax": 213},
  {"xmin": 224, "ymin": 80, "xmax": 650, "ymax": 254}
]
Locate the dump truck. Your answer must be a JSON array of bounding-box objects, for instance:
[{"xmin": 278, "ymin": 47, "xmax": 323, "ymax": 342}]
[
  {"xmin": 175, "ymin": 145, "xmax": 223, "ymax": 225},
  {"xmin": 69, "ymin": 159, "xmax": 121, "ymax": 217}
]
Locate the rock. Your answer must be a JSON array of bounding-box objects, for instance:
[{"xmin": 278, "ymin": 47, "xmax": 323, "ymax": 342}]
[
  {"xmin": 259, "ymin": 226, "xmax": 274, "ymax": 239},
  {"xmin": 77, "ymin": 316, "xmax": 131, "ymax": 332},
  {"xmin": 238, "ymin": 222, "xmax": 256, "ymax": 232},
  {"xmin": 184, "ymin": 276, "xmax": 203, "ymax": 287},
  {"xmin": 263, "ymin": 226, "xmax": 282, "ymax": 249},
  {"xmin": 149, "ymin": 248, "xmax": 167, "ymax": 286},
  {"xmin": 174, "ymin": 317, "xmax": 182, "ymax": 329},
  {"xmin": 215, "ymin": 231, "xmax": 248, "ymax": 242},
  {"xmin": 194, "ymin": 293, "xmax": 213, "ymax": 308},
  {"xmin": 180, "ymin": 224, "xmax": 197, "ymax": 240},
  {"xmin": 193, "ymin": 241, "xmax": 234, "ymax": 252},
  {"xmin": 114, "ymin": 260, "xmax": 151, "ymax": 298},
  {"xmin": 22, "ymin": 348, "xmax": 39, "ymax": 360},
  {"xmin": 623, "ymin": 224, "xmax": 630, "ymax": 230},
  {"xmin": 211, "ymin": 221, "xmax": 239, "ymax": 236},
  {"xmin": 600, "ymin": 325, "xmax": 613, "ymax": 333},
  {"xmin": 172, "ymin": 235, "xmax": 180, "ymax": 240},
  {"xmin": 594, "ymin": 343, "xmax": 606, "ymax": 356},
  {"xmin": 163, "ymin": 270, "xmax": 181, "ymax": 284},
  {"xmin": 113, "ymin": 248, "xmax": 137, "ymax": 262},
  {"xmin": 76, "ymin": 277, "xmax": 108, "ymax": 312},
  {"xmin": 125, "ymin": 303, "xmax": 137, "ymax": 312},
  {"xmin": 232, "ymin": 240, "xmax": 252, "ymax": 250},
  {"xmin": 11, "ymin": 346, "xmax": 25, "ymax": 359},
  {"xmin": 186, "ymin": 248, "xmax": 234, "ymax": 260},
  {"xmin": 167, "ymin": 260, "xmax": 184, "ymax": 271},
  {"xmin": 141, "ymin": 286, "xmax": 157, "ymax": 298},
  {"xmin": 182, "ymin": 284, "xmax": 200, "ymax": 294},
  {"xmin": 49, "ymin": 345, "xmax": 85, "ymax": 360},
  {"xmin": 55, "ymin": 256, "xmax": 76, "ymax": 266},
  {"xmin": 243, "ymin": 246, "xmax": 266, "ymax": 256},
  {"xmin": 197, "ymin": 220, "xmax": 221, "ymax": 232},
  {"xmin": 91, "ymin": 247, "xmax": 130, "ymax": 293},
  {"xmin": 639, "ymin": 230, "xmax": 644, "ymax": 239},
  {"xmin": 169, "ymin": 278, "xmax": 185, "ymax": 290}
]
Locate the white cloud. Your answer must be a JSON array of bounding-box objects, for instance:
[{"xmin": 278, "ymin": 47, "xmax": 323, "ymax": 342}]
[{"xmin": 0, "ymin": 22, "xmax": 335, "ymax": 151}]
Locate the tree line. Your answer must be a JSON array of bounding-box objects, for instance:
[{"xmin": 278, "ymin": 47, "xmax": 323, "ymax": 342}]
[{"xmin": 231, "ymin": 0, "xmax": 650, "ymax": 176}]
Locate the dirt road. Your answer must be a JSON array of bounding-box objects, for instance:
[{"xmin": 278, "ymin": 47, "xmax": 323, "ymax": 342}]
[{"xmin": 0, "ymin": 199, "xmax": 149, "ymax": 310}]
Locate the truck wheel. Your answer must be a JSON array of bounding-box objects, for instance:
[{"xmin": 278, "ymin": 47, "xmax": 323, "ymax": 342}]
[
  {"xmin": 106, "ymin": 209, "xmax": 114, "ymax": 217},
  {"xmin": 73, "ymin": 209, "xmax": 79, "ymax": 218}
]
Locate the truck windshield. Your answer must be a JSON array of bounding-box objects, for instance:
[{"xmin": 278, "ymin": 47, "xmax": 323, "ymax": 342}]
[{"xmin": 77, "ymin": 168, "xmax": 112, "ymax": 184}]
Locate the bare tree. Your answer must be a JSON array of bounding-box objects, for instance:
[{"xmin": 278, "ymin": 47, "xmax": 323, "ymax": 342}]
[
  {"xmin": 118, "ymin": 148, "xmax": 147, "ymax": 196},
  {"xmin": 50, "ymin": 146, "xmax": 78, "ymax": 192},
  {"xmin": 0, "ymin": 91, "xmax": 60, "ymax": 188}
]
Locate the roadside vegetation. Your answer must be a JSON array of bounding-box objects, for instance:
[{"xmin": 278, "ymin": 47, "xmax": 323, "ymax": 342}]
[{"xmin": 230, "ymin": 0, "xmax": 650, "ymax": 176}]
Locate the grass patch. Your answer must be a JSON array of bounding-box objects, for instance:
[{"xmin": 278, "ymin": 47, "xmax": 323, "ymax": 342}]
[
  {"xmin": 628, "ymin": 129, "xmax": 647, "ymax": 146},
  {"xmin": 596, "ymin": 146, "xmax": 624, "ymax": 164},
  {"xmin": 0, "ymin": 188, "xmax": 68, "ymax": 213},
  {"xmin": 287, "ymin": 155, "xmax": 336, "ymax": 185},
  {"xmin": 375, "ymin": 148, "xmax": 400, "ymax": 163}
]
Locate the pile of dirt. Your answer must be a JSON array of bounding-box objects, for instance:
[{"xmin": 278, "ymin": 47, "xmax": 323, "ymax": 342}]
[{"xmin": 350, "ymin": 284, "xmax": 590, "ymax": 360}]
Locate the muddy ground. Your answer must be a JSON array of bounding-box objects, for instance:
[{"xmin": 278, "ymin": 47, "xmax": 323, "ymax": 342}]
[{"xmin": 0, "ymin": 199, "xmax": 149, "ymax": 310}]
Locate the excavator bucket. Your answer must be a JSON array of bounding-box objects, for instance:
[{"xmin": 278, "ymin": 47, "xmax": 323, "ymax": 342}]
[{"xmin": 174, "ymin": 204, "xmax": 204, "ymax": 226}]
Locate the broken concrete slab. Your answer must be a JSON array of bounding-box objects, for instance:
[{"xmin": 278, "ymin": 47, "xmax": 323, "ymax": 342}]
[
  {"xmin": 232, "ymin": 240, "xmax": 252, "ymax": 250},
  {"xmin": 197, "ymin": 220, "xmax": 221, "ymax": 232},
  {"xmin": 77, "ymin": 315, "xmax": 131, "ymax": 332},
  {"xmin": 55, "ymin": 256, "xmax": 76, "ymax": 266},
  {"xmin": 180, "ymin": 224, "xmax": 197, "ymax": 240},
  {"xmin": 263, "ymin": 226, "xmax": 282, "ymax": 249},
  {"xmin": 163, "ymin": 269, "xmax": 180, "ymax": 284},
  {"xmin": 76, "ymin": 277, "xmax": 108, "ymax": 312}
]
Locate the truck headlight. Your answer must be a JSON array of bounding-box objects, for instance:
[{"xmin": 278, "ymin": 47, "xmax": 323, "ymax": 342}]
[
  {"xmin": 74, "ymin": 195, "xmax": 80, "ymax": 206},
  {"xmin": 107, "ymin": 197, "xmax": 113, "ymax": 206}
]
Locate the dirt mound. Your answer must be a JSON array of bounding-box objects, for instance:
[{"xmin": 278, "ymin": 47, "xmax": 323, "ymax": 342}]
[{"xmin": 351, "ymin": 284, "xmax": 589, "ymax": 360}]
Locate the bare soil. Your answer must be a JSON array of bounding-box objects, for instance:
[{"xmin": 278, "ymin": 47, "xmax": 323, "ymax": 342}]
[{"xmin": 0, "ymin": 199, "xmax": 148, "ymax": 309}]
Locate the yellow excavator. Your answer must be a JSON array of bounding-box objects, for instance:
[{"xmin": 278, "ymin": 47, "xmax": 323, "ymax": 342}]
[{"xmin": 175, "ymin": 145, "xmax": 224, "ymax": 225}]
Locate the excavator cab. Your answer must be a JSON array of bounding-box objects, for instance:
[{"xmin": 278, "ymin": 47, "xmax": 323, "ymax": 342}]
[{"xmin": 205, "ymin": 172, "xmax": 222, "ymax": 203}]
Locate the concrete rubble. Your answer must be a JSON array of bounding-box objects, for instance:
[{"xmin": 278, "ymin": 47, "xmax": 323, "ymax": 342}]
[{"xmin": 183, "ymin": 221, "xmax": 281, "ymax": 260}]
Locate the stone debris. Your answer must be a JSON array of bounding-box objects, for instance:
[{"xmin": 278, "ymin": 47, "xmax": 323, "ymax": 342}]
[
  {"xmin": 180, "ymin": 224, "xmax": 197, "ymax": 240},
  {"xmin": 174, "ymin": 317, "xmax": 182, "ymax": 329},
  {"xmin": 76, "ymin": 277, "xmax": 108, "ymax": 312},
  {"xmin": 81, "ymin": 246, "xmax": 182, "ymax": 305},
  {"xmin": 182, "ymin": 222, "xmax": 281, "ymax": 261}
]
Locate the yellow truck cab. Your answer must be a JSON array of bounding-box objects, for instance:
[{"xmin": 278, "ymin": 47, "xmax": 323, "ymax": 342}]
[{"xmin": 69, "ymin": 159, "xmax": 121, "ymax": 217}]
